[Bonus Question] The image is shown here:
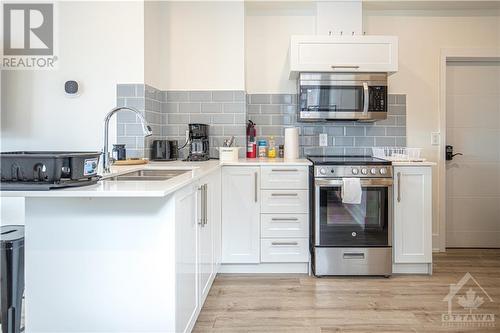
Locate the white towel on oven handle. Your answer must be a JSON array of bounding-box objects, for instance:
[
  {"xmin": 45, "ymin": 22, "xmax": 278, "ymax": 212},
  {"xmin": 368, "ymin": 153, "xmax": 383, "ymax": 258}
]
[{"xmin": 341, "ymin": 178, "xmax": 362, "ymax": 204}]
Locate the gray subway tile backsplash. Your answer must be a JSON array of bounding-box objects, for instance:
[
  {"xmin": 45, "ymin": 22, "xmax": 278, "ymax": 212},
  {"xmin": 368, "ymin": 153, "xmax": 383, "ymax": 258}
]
[
  {"xmin": 246, "ymin": 93, "xmax": 407, "ymax": 157},
  {"xmin": 117, "ymin": 84, "xmax": 406, "ymax": 159}
]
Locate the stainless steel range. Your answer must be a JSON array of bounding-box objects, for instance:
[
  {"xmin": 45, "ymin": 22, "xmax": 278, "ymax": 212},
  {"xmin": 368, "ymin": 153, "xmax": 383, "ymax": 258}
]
[{"xmin": 308, "ymin": 156, "xmax": 393, "ymax": 277}]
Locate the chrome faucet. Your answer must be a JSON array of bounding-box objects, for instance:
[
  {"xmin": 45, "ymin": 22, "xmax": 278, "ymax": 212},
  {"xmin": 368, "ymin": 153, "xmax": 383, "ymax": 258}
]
[{"xmin": 102, "ymin": 106, "xmax": 152, "ymax": 174}]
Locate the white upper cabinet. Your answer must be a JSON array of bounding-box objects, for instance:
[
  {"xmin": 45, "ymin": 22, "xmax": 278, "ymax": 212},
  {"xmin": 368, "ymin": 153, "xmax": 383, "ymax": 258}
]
[{"xmin": 289, "ymin": 35, "xmax": 398, "ymax": 79}]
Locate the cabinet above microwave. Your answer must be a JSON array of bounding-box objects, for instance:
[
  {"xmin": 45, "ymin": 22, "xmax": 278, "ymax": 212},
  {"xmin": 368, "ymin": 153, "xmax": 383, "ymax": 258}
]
[{"xmin": 289, "ymin": 35, "xmax": 398, "ymax": 79}]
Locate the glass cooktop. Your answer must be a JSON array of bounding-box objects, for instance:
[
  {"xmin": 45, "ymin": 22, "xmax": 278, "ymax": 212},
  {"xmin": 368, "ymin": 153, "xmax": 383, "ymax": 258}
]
[{"xmin": 307, "ymin": 155, "xmax": 391, "ymax": 166}]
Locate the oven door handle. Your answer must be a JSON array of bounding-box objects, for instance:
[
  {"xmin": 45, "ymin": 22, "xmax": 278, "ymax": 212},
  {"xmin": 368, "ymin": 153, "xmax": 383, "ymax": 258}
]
[{"xmin": 315, "ymin": 178, "xmax": 393, "ymax": 187}]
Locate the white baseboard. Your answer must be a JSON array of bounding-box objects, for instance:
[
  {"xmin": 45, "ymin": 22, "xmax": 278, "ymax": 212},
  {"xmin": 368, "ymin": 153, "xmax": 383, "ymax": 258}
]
[{"xmin": 219, "ymin": 262, "xmax": 309, "ymax": 274}]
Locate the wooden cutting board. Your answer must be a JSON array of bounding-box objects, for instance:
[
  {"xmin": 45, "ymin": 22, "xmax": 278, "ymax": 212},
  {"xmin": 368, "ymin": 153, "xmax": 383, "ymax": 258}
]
[{"xmin": 113, "ymin": 159, "xmax": 148, "ymax": 166}]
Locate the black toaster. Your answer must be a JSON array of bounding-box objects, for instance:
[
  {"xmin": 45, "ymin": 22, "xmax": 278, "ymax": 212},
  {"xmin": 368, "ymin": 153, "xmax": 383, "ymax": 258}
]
[{"xmin": 151, "ymin": 140, "xmax": 178, "ymax": 161}]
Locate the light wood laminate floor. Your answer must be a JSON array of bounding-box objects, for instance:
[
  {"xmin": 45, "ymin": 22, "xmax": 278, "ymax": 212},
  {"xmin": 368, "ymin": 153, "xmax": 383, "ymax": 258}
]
[{"xmin": 194, "ymin": 249, "xmax": 500, "ymax": 332}]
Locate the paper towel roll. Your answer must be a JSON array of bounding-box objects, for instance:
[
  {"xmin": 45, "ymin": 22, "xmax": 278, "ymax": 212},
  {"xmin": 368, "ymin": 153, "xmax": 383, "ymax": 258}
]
[{"xmin": 284, "ymin": 127, "xmax": 299, "ymax": 160}]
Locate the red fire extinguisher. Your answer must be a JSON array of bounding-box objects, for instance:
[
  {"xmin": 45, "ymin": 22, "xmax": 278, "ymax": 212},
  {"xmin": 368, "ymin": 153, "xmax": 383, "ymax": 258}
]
[{"xmin": 247, "ymin": 120, "xmax": 257, "ymax": 158}]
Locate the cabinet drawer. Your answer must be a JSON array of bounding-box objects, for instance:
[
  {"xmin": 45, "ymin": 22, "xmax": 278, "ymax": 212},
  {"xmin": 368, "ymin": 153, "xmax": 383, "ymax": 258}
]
[
  {"xmin": 261, "ymin": 238, "xmax": 309, "ymax": 263},
  {"xmin": 261, "ymin": 166, "xmax": 309, "ymax": 190},
  {"xmin": 261, "ymin": 190, "xmax": 309, "ymax": 214},
  {"xmin": 261, "ymin": 214, "xmax": 308, "ymax": 238}
]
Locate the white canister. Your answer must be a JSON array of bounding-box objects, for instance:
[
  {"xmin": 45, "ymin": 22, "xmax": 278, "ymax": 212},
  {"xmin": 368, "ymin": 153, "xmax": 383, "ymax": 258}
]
[
  {"xmin": 219, "ymin": 147, "xmax": 240, "ymax": 162},
  {"xmin": 284, "ymin": 127, "xmax": 300, "ymax": 160}
]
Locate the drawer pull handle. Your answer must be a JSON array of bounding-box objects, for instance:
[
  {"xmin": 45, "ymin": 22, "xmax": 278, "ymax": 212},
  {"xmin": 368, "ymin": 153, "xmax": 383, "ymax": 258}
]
[
  {"xmin": 271, "ymin": 169, "xmax": 298, "ymax": 172},
  {"xmin": 271, "ymin": 193, "xmax": 298, "ymax": 197},
  {"xmin": 271, "ymin": 241, "xmax": 299, "ymax": 246},
  {"xmin": 343, "ymin": 253, "xmax": 365, "ymax": 260},
  {"xmin": 271, "ymin": 217, "xmax": 299, "ymax": 222}
]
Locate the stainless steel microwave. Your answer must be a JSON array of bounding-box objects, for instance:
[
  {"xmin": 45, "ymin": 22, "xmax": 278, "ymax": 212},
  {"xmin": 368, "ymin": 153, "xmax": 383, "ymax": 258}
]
[{"xmin": 298, "ymin": 73, "xmax": 388, "ymax": 122}]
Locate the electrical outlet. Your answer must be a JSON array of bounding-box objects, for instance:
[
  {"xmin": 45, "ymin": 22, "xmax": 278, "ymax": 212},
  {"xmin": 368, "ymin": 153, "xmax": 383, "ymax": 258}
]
[
  {"xmin": 431, "ymin": 132, "xmax": 440, "ymax": 146},
  {"xmin": 319, "ymin": 133, "xmax": 328, "ymax": 147}
]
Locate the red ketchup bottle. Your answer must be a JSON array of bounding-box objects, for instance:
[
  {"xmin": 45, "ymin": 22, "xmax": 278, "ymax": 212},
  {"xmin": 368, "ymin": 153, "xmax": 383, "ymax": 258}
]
[{"xmin": 246, "ymin": 120, "xmax": 257, "ymax": 158}]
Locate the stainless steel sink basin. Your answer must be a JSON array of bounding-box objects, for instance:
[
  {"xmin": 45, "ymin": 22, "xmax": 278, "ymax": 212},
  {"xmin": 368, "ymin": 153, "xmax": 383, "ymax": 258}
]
[{"xmin": 108, "ymin": 169, "xmax": 191, "ymax": 181}]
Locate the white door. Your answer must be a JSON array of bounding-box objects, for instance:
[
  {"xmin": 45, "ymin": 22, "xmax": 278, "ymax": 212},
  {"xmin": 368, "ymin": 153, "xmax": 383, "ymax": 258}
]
[
  {"xmin": 446, "ymin": 60, "xmax": 500, "ymax": 248},
  {"xmin": 393, "ymin": 167, "xmax": 432, "ymax": 263},
  {"xmin": 221, "ymin": 167, "xmax": 260, "ymax": 263}
]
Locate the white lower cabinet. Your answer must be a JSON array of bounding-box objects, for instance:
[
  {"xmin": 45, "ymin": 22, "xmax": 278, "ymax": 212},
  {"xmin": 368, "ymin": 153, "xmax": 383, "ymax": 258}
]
[
  {"xmin": 175, "ymin": 169, "xmax": 221, "ymax": 333},
  {"xmin": 221, "ymin": 165, "xmax": 310, "ymax": 273},
  {"xmin": 221, "ymin": 167, "xmax": 261, "ymax": 264},
  {"xmin": 261, "ymin": 238, "xmax": 309, "ymax": 263},
  {"xmin": 175, "ymin": 184, "xmax": 199, "ymax": 333},
  {"xmin": 393, "ymin": 166, "xmax": 432, "ymax": 273},
  {"xmin": 261, "ymin": 214, "xmax": 308, "ymax": 238}
]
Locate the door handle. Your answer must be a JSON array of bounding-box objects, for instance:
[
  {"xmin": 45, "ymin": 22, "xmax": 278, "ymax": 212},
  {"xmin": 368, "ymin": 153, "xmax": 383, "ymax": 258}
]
[
  {"xmin": 198, "ymin": 185, "xmax": 204, "ymax": 225},
  {"xmin": 446, "ymin": 145, "xmax": 463, "ymax": 161},
  {"xmin": 331, "ymin": 65, "xmax": 360, "ymax": 69},
  {"xmin": 362, "ymin": 82, "xmax": 369, "ymax": 114},
  {"xmin": 271, "ymin": 217, "xmax": 299, "ymax": 222},
  {"xmin": 271, "ymin": 193, "xmax": 298, "ymax": 197},
  {"xmin": 203, "ymin": 184, "xmax": 208, "ymax": 225},
  {"xmin": 271, "ymin": 169, "xmax": 298, "ymax": 172},
  {"xmin": 254, "ymin": 172, "xmax": 258, "ymax": 202},
  {"xmin": 343, "ymin": 253, "xmax": 365, "ymax": 259},
  {"xmin": 271, "ymin": 241, "xmax": 299, "ymax": 246},
  {"xmin": 397, "ymin": 172, "xmax": 401, "ymax": 203}
]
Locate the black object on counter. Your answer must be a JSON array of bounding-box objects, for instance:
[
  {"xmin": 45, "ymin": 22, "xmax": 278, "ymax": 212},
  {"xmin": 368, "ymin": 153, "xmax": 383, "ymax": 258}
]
[
  {"xmin": 151, "ymin": 140, "xmax": 178, "ymax": 161},
  {"xmin": 278, "ymin": 145, "xmax": 284, "ymax": 158},
  {"xmin": 1, "ymin": 225, "xmax": 25, "ymax": 333},
  {"xmin": 112, "ymin": 144, "xmax": 127, "ymax": 161},
  {"xmin": 185, "ymin": 124, "xmax": 210, "ymax": 162},
  {"xmin": 0, "ymin": 151, "xmax": 101, "ymax": 182}
]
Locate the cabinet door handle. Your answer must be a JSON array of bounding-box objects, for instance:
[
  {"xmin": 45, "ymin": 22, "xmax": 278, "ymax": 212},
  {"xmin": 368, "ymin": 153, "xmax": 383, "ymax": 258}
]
[
  {"xmin": 254, "ymin": 172, "xmax": 258, "ymax": 202},
  {"xmin": 198, "ymin": 186, "xmax": 204, "ymax": 225},
  {"xmin": 271, "ymin": 241, "xmax": 298, "ymax": 246},
  {"xmin": 397, "ymin": 172, "xmax": 401, "ymax": 203},
  {"xmin": 271, "ymin": 193, "xmax": 298, "ymax": 197},
  {"xmin": 331, "ymin": 65, "xmax": 360, "ymax": 69},
  {"xmin": 203, "ymin": 184, "xmax": 208, "ymax": 225},
  {"xmin": 271, "ymin": 217, "xmax": 299, "ymax": 222},
  {"xmin": 271, "ymin": 169, "xmax": 298, "ymax": 172}
]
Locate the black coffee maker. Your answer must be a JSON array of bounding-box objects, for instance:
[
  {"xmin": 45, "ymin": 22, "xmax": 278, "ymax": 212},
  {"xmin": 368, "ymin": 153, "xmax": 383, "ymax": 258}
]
[{"xmin": 185, "ymin": 123, "xmax": 210, "ymax": 161}]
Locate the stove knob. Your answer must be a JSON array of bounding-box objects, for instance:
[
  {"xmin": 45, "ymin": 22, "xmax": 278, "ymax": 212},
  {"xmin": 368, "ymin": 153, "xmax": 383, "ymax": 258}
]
[
  {"xmin": 380, "ymin": 168, "xmax": 388, "ymax": 175},
  {"xmin": 319, "ymin": 168, "xmax": 327, "ymax": 175},
  {"xmin": 370, "ymin": 168, "xmax": 377, "ymax": 175},
  {"xmin": 361, "ymin": 168, "xmax": 368, "ymax": 175},
  {"xmin": 351, "ymin": 168, "xmax": 359, "ymax": 175}
]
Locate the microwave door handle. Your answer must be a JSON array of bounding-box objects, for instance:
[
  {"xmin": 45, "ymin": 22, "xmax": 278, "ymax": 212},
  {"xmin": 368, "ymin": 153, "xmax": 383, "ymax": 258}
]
[{"xmin": 362, "ymin": 82, "xmax": 369, "ymax": 114}]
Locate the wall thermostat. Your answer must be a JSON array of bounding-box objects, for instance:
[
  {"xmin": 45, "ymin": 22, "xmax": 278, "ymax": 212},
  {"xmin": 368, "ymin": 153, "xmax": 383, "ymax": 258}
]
[{"xmin": 64, "ymin": 80, "xmax": 80, "ymax": 96}]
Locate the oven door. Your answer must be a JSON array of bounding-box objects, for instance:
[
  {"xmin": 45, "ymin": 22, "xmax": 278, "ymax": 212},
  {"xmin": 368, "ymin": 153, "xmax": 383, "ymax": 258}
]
[{"xmin": 314, "ymin": 178, "xmax": 393, "ymax": 247}]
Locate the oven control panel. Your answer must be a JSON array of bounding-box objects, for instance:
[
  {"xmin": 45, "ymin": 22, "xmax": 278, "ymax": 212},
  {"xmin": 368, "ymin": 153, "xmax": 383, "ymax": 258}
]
[{"xmin": 315, "ymin": 165, "xmax": 392, "ymax": 178}]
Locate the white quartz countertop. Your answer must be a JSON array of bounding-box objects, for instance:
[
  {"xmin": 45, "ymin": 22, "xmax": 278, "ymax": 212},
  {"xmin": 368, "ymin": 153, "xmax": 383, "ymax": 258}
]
[{"xmin": 1, "ymin": 158, "xmax": 311, "ymax": 198}]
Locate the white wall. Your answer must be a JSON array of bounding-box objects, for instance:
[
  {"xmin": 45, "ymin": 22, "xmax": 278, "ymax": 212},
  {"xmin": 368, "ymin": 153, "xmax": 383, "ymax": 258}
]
[
  {"xmin": 159, "ymin": 1, "xmax": 245, "ymax": 90},
  {"xmin": 245, "ymin": 2, "xmax": 315, "ymax": 93},
  {"xmin": 1, "ymin": 1, "xmax": 145, "ymax": 152},
  {"xmin": 1, "ymin": 1, "xmax": 144, "ymax": 226},
  {"xmin": 145, "ymin": 0, "xmax": 162, "ymax": 88},
  {"xmin": 244, "ymin": 3, "xmax": 500, "ymax": 249},
  {"xmin": 363, "ymin": 8, "xmax": 500, "ymax": 249}
]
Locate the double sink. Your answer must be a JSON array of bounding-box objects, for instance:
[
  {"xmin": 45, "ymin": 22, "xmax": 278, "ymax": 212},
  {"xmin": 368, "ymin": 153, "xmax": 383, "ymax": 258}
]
[{"xmin": 108, "ymin": 169, "xmax": 191, "ymax": 181}]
